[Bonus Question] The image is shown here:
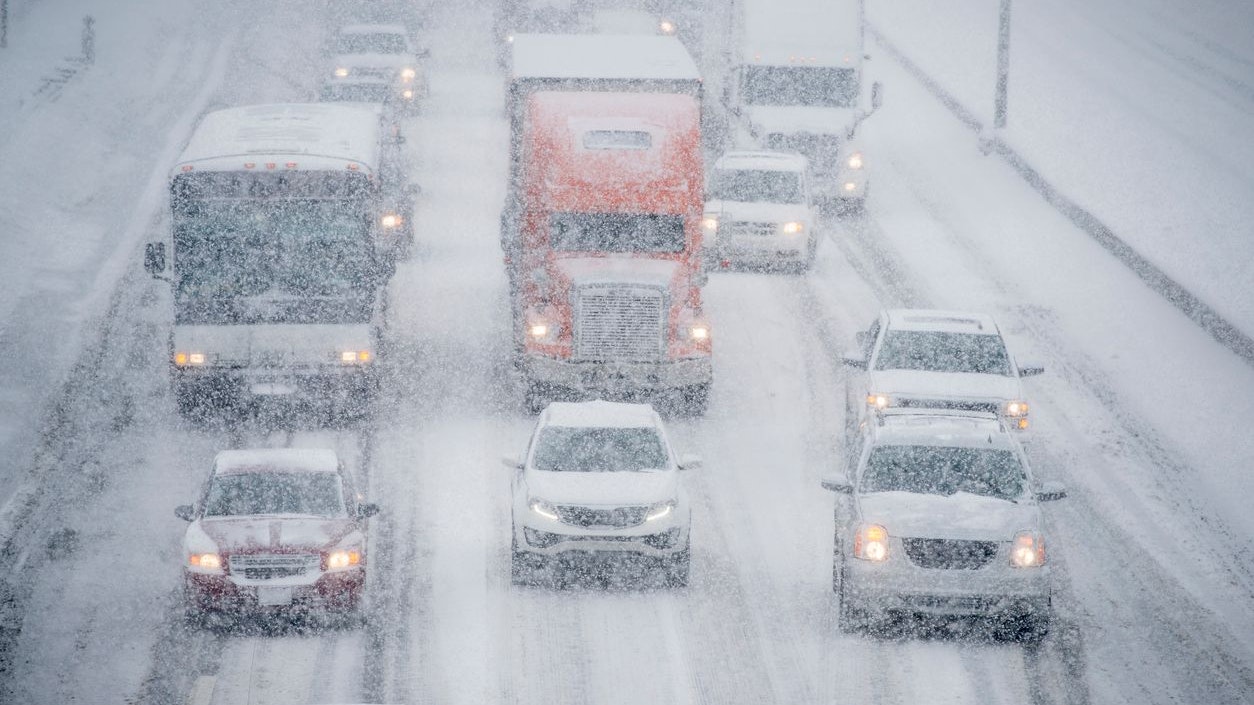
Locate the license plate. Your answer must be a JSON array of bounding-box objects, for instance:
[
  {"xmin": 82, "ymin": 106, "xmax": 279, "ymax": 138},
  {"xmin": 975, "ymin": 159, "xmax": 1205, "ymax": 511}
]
[
  {"xmin": 257, "ymin": 586, "xmax": 293, "ymax": 606},
  {"xmin": 250, "ymin": 382, "xmax": 297, "ymax": 396}
]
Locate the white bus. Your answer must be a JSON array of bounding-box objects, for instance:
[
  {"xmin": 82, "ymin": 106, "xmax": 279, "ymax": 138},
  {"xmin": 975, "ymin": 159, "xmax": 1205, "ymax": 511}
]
[{"xmin": 143, "ymin": 103, "xmax": 410, "ymax": 418}]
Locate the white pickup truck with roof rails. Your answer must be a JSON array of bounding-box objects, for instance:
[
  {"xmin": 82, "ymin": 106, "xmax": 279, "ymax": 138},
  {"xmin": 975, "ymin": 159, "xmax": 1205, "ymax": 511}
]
[{"xmin": 703, "ymin": 150, "xmax": 818, "ymax": 271}]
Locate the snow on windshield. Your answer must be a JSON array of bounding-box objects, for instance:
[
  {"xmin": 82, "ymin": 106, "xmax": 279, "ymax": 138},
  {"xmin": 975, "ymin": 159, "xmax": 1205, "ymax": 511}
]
[
  {"xmin": 532, "ymin": 427, "xmax": 669, "ymax": 472},
  {"xmin": 875, "ymin": 330, "xmax": 1012, "ymax": 375},
  {"xmin": 861, "ymin": 445, "xmax": 1025, "ymax": 500},
  {"xmin": 709, "ymin": 168, "xmax": 803, "ymax": 203},
  {"xmin": 204, "ymin": 472, "xmax": 346, "ymax": 517}
]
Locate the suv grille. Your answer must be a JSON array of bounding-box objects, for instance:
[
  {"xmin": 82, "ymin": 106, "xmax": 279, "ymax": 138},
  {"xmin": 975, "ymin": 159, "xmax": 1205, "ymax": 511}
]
[
  {"xmin": 556, "ymin": 505, "xmax": 649, "ymax": 528},
  {"xmin": 573, "ymin": 286, "xmax": 666, "ymax": 362},
  {"xmin": 229, "ymin": 553, "xmax": 319, "ymax": 580},
  {"xmin": 902, "ymin": 538, "xmax": 999, "ymax": 570}
]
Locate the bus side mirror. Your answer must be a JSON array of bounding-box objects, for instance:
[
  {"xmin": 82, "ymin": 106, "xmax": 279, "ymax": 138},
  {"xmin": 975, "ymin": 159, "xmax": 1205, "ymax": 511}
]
[
  {"xmin": 871, "ymin": 82, "xmax": 884, "ymax": 111},
  {"xmin": 144, "ymin": 242, "xmax": 166, "ymax": 276}
]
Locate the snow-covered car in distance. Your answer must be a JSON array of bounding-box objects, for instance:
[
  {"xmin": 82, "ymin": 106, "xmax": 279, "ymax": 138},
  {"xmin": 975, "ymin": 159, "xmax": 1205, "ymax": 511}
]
[
  {"xmin": 842, "ymin": 309, "xmax": 1044, "ymax": 441},
  {"xmin": 506, "ymin": 401, "xmax": 700, "ymax": 587},
  {"xmin": 323, "ymin": 24, "xmax": 428, "ymax": 112},
  {"xmin": 703, "ymin": 151, "xmax": 818, "ymax": 271},
  {"xmin": 823, "ymin": 409, "xmax": 1066, "ymax": 641},
  {"xmin": 175, "ymin": 448, "xmax": 379, "ymax": 618}
]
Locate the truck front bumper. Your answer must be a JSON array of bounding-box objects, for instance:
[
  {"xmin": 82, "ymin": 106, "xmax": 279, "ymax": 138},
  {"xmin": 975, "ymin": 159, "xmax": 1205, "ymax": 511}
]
[
  {"xmin": 174, "ymin": 365, "xmax": 378, "ymax": 408},
  {"xmin": 522, "ymin": 354, "xmax": 712, "ymax": 393}
]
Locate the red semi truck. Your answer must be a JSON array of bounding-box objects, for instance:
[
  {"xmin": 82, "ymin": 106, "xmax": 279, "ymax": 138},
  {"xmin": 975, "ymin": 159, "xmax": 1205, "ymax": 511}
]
[{"xmin": 503, "ymin": 34, "xmax": 712, "ymax": 414}]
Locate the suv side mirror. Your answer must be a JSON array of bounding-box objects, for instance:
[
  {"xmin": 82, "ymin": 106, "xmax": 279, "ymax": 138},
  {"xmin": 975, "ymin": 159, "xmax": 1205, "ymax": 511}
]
[
  {"xmin": 357, "ymin": 502, "xmax": 381, "ymax": 518},
  {"xmin": 502, "ymin": 454, "xmax": 524, "ymax": 470},
  {"xmin": 871, "ymin": 82, "xmax": 883, "ymax": 111},
  {"xmin": 144, "ymin": 242, "xmax": 167, "ymax": 276},
  {"xmin": 841, "ymin": 350, "xmax": 867, "ymax": 370},
  {"xmin": 1018, "ymin": 361, "xmax": 1045, "ymax": 378},
  {"xmin": 821, "ymin": 473, "xmax": 853, "ymax": 493},
  {"xmin": 677, "ymin": 454, "xmax": 703, "ymax": 471},
  {"xmin": 174, "ymin": 505, "xmax": 195, "ymax": 522},
  {"xmin": 1035, "ymin": 481, "xmax": 1067, "ymax": 502}
]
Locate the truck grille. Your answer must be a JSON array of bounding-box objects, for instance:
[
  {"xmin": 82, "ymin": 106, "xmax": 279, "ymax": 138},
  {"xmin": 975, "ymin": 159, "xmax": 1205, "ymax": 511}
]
[
  {"xmin": 902, "ymin": 538, "xmax": 999, "ymax": 570},
  {"xmin": 229, "ymin": 553, "xmax": 319, "ymax": 580},
  {"xmin": 573, "ymin": 286, "xmax": 666, "ymax": 362},
  {"xmin": 896, "ymin": 398, "xmax": 1001, "ymax": 414},
  {"xmin": 721, "ymin": 221, "xmax": 777, "ymax": 237},
  {"xmin": 556, "ymin": 505, "xmax": 649, "ymax": 528}
]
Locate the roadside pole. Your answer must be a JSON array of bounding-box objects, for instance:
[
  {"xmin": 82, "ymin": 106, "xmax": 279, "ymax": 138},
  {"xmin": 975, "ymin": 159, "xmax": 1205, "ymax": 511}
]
[
  {"xmin": 1, "ymin": 0, "xmax": 9, "ymax": 49},
  {"xmin": 994, "ymin": 0, "xmax": 1012, "ymax": 130}
]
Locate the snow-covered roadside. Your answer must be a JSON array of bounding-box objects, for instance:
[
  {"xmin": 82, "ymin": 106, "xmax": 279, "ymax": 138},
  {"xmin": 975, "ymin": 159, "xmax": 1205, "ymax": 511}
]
[{"xmin": 866, "ymin": 0, "xmax": 1254, "ymax": 335}]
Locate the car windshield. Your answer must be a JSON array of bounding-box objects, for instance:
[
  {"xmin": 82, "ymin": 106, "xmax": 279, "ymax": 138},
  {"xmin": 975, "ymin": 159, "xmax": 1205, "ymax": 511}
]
[
  {"xmin": 860, "ymin": 445, "xmax": 1025, "ymax": 501},
  {"xmin": 531, "ymin": 426, "xmax": 669, "ymax": 472},
  {"xmin": 874, "ymin": 330, "xmax": 1013, "ymax": 375},
  {"xmin": 550, "ymin": 212, "xmax": 685, "ymax": 253},
  {"xmin": 336, "ymin": 33, "xmax": 407, "ymax": 54},
  {"xmin": 709, "ymin": 168, "xmax": 803, "ymax": 203},
  {"xmin": 741, "ymin": 65, "xmax": 859, "ymax": 108},
  {"xmin": 203, "ymin": 471, "xmax": 346, "ymax": 518}
]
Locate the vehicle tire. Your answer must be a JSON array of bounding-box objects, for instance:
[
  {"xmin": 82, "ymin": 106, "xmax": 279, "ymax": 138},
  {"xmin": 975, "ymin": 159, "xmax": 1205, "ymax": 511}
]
[
  {"xmin": 837, "ymin": 565, "xmax": 867, "ymax": 633},
  {"xmin": 679, "ymin": 383, "xmax": 711, "ymax": 417},
  {"xmin": 664, "ymin": 549, "xmax": 691, "ymax": 588},
  {"xmin": 996, "ymin": 613, "xmax": 1050, "ymax": 645}
]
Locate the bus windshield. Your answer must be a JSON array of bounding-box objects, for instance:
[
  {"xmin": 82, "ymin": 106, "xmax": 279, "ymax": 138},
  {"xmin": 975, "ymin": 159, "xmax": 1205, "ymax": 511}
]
[{"xmin": 173, "ymin": 200, "xmax": 378, "ymax": 325}]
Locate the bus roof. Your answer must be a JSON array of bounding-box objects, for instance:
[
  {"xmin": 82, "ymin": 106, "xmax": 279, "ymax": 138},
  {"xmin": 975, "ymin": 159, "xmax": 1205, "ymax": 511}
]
[
  {"xmin": 511, "ymin": 33, "xmax": 700, "ymax": 84},
  {"xmin": 173, "ymin": 103, "xmax": 384, "ymax": 175}
]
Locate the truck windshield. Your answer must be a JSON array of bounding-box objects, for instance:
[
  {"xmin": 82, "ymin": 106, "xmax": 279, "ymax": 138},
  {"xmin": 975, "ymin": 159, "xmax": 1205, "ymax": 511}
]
[
  {"xmin": 550, "ymin": 212, "xmax": 685, "ymax": 253},
  {"xmin": 709, "ymin": 169, "xmax": 804, "ymax": 203},
  {"xmin": 860, "ymin": 445, "xmax": 1025, "ymax": 501},
  {"xmin": 173, "ymin": 201, "xmax": 377, "ymax": 325},
  {"xmin": 874, "ymin": 331, "xmax": 1012, "ymax": 376},
  {"xmin": 335, "ymin": 33, "xmax": 407, "ymax": 55},
  {"xmin": 742, "ymin": 66, "xmax": 859, "ymax": 108},
  {"xmin": 532, "ymin": 426, "xmax": 669, "ymax": 473}
]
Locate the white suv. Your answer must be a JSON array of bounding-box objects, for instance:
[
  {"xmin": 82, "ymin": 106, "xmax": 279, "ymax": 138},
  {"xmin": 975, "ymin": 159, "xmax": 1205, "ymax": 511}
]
[
  {"xmin": 823, "ymin": 410, "xmax": 1066, "ymax": 641},
  {"xmin": 506, "ymin": 401, "xmax": 700, "ymax": 587},
  {"xmin": 323, "ymin": 24, "xmax": 427, "ymax": 111},
  {"xmin": 842, "ymin": 309, "xmax": 1043, "ymax": 441},
  {"xmin": 703, "ymin": 151, "xmax": 817, "ymax": 271}
]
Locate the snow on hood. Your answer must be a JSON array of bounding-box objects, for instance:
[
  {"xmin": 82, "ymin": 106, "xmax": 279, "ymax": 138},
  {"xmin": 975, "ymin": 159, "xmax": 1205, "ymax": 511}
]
[
  {"xmin": 857, "ymin": 491, "xmax": 1039, "ymax": 541},
  {"xmin": 525, "ymin": 468, "xmax": 678, "ymax": 506},
  {"xmin": 196, "ymin": 515, "xmax": 359, "ymax": 553},
  {"xmin": 745, "ymin": 105, "xmax": 857, "ymax": 136},
  {"xmin": 553, "ymin": 257, "xmax": 681, "ymax": 289},
  {"xmin": 704, "ymin": 200, "xmax": 809, "ymax": 224},
  {"xmin": 868, "ymin": 369, "xmax": 1021, "ymax": 402}
]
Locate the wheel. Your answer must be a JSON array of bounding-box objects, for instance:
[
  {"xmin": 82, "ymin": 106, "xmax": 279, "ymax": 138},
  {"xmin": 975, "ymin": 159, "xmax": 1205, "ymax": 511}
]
[
  {"xmin": 836, "ymin": 564, "xmax": 867, "ymax": 633},
  {"xmin": 679, "ymin": 383, "xmax": 710, "ymax": 416},
  {"xmin": 511, "ymin": 536, "xmax": 545, "ymax": 586},
  {"xmin": 995, "ymin": 613, "xmax": 1051, "ymax": 645},
  {"xmin": 664, "ymin": 549, "xmax": 691, "ymax": 588}
]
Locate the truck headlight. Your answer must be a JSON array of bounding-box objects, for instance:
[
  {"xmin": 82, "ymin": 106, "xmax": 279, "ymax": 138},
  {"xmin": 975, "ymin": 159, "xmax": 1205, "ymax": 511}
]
[
  {"xmin": 334, "ymin": 67, "xmax": 349, "ymax": 78},
  {"xmin": 866, "ymin": 393, "xmax": 891, "ymax": 410},
  {"xmin": 1010, "ymin": 532, "xmax": 1046, "ymax": 568},
  {"xmin": 645, "ymin": 500, "xmax": 676, "ymax": 522},
  {"xmin": 853, "ymin": 523, "xmax": 889, "ymax": 562},
  {"xmin": 847, "ymin": 152, "xmax": 864, "ymax": 170},
  {"xmin": 781, "ymin": 221, "xmax": 804, "ymax": 235},
  {"xmin": 400, "ymin": 67, "xmax": 416, "ymax": 80},
  {"xmin": 325, "ymin": 549, "xmax": 362, "ymax": 571},
  {"xmin": 1003, "ymin": 400, "xmax": 1030, "ymax": 429},
  {"xmin": 689, "ymin": 324, "xmax": 710, "ymax": 341},
  {"xmin": 529, "ymin": 498, "xmax": 559, "ymax": 521},
  {"xmin": 527, "ymin": 319, "xmax": 559, "ymax": 344},
  {"xmin": 701, "ymin": 216, "xmax": 719, "ymax": 233},
  {"xmin": 174, "ymin": 352, "xmax": 209, "ymax": 367},
  {"xmin": 339, "ymin": 349, "xmax": 372, "ymax": 364}
]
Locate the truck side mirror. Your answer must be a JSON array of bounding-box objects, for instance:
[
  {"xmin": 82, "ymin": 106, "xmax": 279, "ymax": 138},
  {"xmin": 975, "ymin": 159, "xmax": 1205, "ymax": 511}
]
[
  {"xmin": 1018, "ymin": 361, "xmax": 1045, "ymax": 378},
  {"xmin": 841, "ymin": 350, "xmax": 867, "ymax": 369},
  {"xmin": 144, "ymin": 242, "xmax": 166, "ymax": 276},
  {"xmin": 821, "ymin": 473, "xmax": 853, "ymax": 493},
  {"xmin": 1035, "ymin": 481, "xmax": 1067, "ymax": 502},
  {"xmin": 357, "ymin": 502, "xmax": 381, "ymax": 518},
  {"xmin": 871, "ymin": 82, "xmax": 883, "ymax": 111},
  {"xmin": 174, "ymin": 505, "xmax": 195, "ymax": 522},
  {"xmin": 854, "ymin": 331, "xmax": 867, "ymax": 348}
]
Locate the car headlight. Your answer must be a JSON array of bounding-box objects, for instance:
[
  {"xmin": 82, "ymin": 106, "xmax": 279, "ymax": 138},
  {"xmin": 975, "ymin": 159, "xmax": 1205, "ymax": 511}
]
[
  {"xmin": 701, "ymin": 215, "xmax": 719, "ymax": 233},
  {"xmin": 400, "ymin": 67, "xmax": 416, "ymax": 80},
  {"xmin": 529, "ymin": 498, "xmax": 559, "ymax": 521},
  {"xmin": 645, "ymin": 500, "xmax": 676, "ymax": 522},
  {"xmin": 853, "ymin": 523, "xmax": 889, "ymax": 562},
  {"xmin": 847, "ymin": 152, "xmax": 864, "ymax": 170},
  {"xmin": 174, "ymin": 351, "xmax": 210, "ymax": 367},
  {"xmin": 781, "ymin": 221, "xmax": 804, "ymax": 235},
  {"xmin": 334, "ymin": 67, "xmax": 349, "ymax": 78},
  {"xmin": 338, "ymin": 349, "xmax": 372, "ymax": 364},
  {"xmin": 866, "ymin": 393, "xmax": 891, "ymax": 410},
  {"xmin": 1010, "ymin": 532, "xmax": 1046, "ymax": 568},
  {"xmin": 187, "ymin": 552, "xmax": 223, "ymax": 574},
  {"xmin": 325, "ymin": 548, "xmax": 362, "ymax": 571},
  {"xmin": 658, "ymin": 19, "xmax": 677, "ymax": 35},
  {"xmin": 380, "ymin": 213, "xmax": 404, "ymax": 229}
]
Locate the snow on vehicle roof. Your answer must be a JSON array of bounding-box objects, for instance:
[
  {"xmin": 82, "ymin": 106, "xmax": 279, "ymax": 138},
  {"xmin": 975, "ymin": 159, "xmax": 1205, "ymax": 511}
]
[
  {"xmin": 871, "ymin": 411, "xmax": 1016, "ymax": 449},
  {"xmin": 714, "ymin": 150, "xmax": 807, "ymax": 172},
  {"xmin": 339, "ymin": 24, "xmax": 408, "ymax": 36},
  {"xmin": 741, "ymin": 0, "xmax": 861, "ymax": 64},
  {"xmin": 541, "ymin": 400, "xmax": 661, "ymax": 429},
  {"xmin": 213, "ymin": 448, "xmax": 340, "ymax": 475},
  {"xmin": 511, "ymin": 34, "xmax": 699, "ymax": 82},
  {"xmin": 174, "ymin": 103, "xmax": 383, "ymax": 173},
  {"xmin": 885, "ymin": 309, "xmax": 1000, "ymax": 335}
]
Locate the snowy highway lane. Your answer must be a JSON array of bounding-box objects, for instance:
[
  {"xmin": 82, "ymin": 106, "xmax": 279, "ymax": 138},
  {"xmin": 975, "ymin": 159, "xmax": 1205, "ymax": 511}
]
[{"xmin": 3, "ymin": 1, "xmax": 1254, "ymax": 704}]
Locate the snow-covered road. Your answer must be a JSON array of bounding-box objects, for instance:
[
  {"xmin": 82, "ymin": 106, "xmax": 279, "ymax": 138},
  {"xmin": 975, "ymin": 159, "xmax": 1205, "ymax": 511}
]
[{"xmin": 1, "ymin": 1, "xmax": 1252, "ymax": 704}]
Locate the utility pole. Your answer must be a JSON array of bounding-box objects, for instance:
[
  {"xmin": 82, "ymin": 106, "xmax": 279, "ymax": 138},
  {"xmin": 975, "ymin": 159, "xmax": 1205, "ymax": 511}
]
[
  {"xmin": 993, "ymin": 0, "xmax": 1012, "ymax": 130},
  {"xmin": 1, "ymin": 0, "xmax": 9, "ymax": 49}
]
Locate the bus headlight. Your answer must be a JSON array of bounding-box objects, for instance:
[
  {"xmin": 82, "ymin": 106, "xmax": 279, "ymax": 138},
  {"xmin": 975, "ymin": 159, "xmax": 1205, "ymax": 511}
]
[{"xmin": 847, "ymin": 152, "xmax": 864, "ymax": 169}]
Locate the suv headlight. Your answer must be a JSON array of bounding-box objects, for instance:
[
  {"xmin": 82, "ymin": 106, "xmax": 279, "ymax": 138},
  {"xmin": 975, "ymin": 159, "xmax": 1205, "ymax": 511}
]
[
  {"xmin": 325, "ymin": 548, "xmax": 362, "ymax": 571},
  {"xmin": 529, "ymin": 497, "xmax": 559, "ymax": 521},
  {"xmin": 1010, "ymin": 531, "xmax": 1046, "ymax": 568},
  {"xmin": 645, "ymin": 500, "xmax": 676, "ymax": 522},
  {"xmin": 187, "ymin": 552, "xmax": 223, "ymax": 574},
  {"xmin": 866, "ymin": 393, "xmax": 891, "ymax": 410},
  {"xmin": 853, "ymin": 523, "xmax": 890, "ymax": 562},
  {"xmin": 338, "ymin": 349, "xmax": 372, "ymax": 364}
]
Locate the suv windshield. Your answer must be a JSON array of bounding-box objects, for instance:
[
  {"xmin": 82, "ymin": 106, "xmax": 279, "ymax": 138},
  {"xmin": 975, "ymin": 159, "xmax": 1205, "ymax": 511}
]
[
  {"xmin": 709, "ymin": 168, "xmax": 803, "ymax": 203},
  {"xmin": 874, "ymin": 330, "xmax": 1012, "ymax": 375},
  {"xmin": 741, "ymin": 65, "xmax": 859, "ymax": 108},
  {"xmin": 532, "ymin": 427, "xmax": 669, "ymax": 472},
  {"xmin": 550, "ymin": 212, "xmax": 685, "ymax": 253},
  {"xmin": 336, "ymin": 33, "xmax": 407, "ymax": 54},
  {"xmin": 860, "ymin": 445, "xmax": 1025, "ymax": 501},
  {"xmin": 204, "ymin": 472, "xmax": 346, "ymax": 518}
]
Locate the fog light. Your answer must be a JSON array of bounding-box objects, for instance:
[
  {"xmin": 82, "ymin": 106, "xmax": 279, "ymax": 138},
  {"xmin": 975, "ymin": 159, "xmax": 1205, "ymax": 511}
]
[{"xmin": 844, "ymin": 182, "xmax": 858, "ymax": 192}]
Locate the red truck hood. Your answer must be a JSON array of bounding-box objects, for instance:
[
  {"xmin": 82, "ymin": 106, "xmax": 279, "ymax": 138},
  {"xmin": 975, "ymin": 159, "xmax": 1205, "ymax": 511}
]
[
  {"xmin": 197, "ymin": 515, "xmax": 358, "ymax": 553},
  {"xmin": 553, "ymin": 256, "xmax": 683, "ymax": 289}
]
